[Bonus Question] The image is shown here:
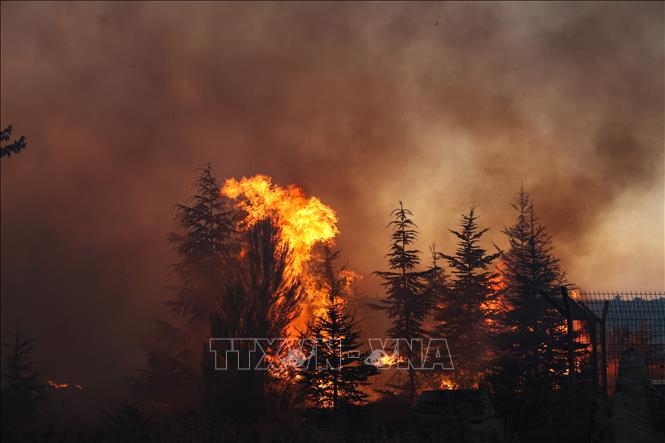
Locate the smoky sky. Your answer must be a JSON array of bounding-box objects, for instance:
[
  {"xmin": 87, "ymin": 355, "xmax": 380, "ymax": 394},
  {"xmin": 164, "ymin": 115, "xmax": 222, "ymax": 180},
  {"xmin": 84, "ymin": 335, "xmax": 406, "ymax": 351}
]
[{"xmin": 1, "ymin": 2, "xmax": 663, "ymax": 402}]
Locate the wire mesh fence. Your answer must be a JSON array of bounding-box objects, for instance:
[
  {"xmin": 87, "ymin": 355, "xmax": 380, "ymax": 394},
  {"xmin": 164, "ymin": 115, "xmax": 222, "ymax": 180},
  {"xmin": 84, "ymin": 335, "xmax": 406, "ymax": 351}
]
[{"xmin": 573, "ymin": 291, "xmax": 665, "ymax": 395}]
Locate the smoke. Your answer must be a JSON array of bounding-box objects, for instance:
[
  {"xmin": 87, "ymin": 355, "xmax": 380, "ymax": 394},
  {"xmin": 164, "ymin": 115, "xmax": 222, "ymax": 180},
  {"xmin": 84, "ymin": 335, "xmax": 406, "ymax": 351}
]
[{"xmin": 1, "ymin": 2, "xmax": 662, "ymax": 403}]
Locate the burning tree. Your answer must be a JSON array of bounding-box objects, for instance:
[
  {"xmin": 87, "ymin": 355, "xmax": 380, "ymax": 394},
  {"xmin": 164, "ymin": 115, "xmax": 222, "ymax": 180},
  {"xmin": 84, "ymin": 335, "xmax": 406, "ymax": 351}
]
[
  {"xmin": 201, "ymin": 174, "xmax": 348, "ymax": 418},
  {"xmin": 134, "ymin": 163, "xmax": 239, "ymax": 411},
  {"xmin": 1, "ymin": 323, "xmax": 45, "ymax": 434},
  {"xmin": 298, "ymin": 248, "xmax": 377, "ymax": 410},
  {"xmin": 489, "ymin": 188, "xmax": 568, "ymax": 426},
  {"xmin": 221, "ymin": 174, "xmax": 339, "ymax": 333},
  {"xmin": 373, "ymin": 201, "xmax": 430, "ymax": 401},
  {"xmin": 205, "ymin": 219, "xmax": 305, "ymax": 419},
  {"xmin": 434, "ymin": 207, "xmax": 501, "ymax": 388}
]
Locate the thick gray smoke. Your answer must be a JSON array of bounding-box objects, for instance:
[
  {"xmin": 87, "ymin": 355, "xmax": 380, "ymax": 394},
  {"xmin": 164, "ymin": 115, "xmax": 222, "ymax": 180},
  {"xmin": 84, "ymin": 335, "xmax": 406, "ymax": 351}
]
[{"xmin": 1, "ymin": 2, "xmax": 662, "ymax": 403}]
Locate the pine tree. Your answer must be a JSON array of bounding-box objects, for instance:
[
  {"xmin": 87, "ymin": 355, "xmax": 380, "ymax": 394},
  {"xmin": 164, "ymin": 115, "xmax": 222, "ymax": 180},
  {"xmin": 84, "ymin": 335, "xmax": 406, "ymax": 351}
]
[
  {"xmin": 205, "ymin": 219, "xmax": 305, "ymax": 419},
  {"xmin": 423, "ymin": 243, "xmax": 448, "ymax": 317},
  {"xmin": 421, "ymin": 244, "xmax": 450, "ymax": 389},
  {"xmin": 166, "ymin": 163, "xmax": 240, "ymax": 324},
  {"xmin": 434, "ymin": 207, "xmax": 501, "ymax": 388},
  {"xmin": 299, "ymin": 248, "xmax": 377, "ymax": 410},
  {"xmin": 492, "ymin": 188, "xmax": 568, "ymax": 411},
  {"xmin": 1, "ymin": 323, "xmax": 45, "ymax": 434},
  {"xmin": 211, "ymin": 219, "xmax": 303, "ymax": 341},
  {"xmin": 134, "ymin": 163, "xmax": 239, "ymax": 411},
  {"xmin": 373, "ymin": 201, "xmax": 430, "ymax": 401}
]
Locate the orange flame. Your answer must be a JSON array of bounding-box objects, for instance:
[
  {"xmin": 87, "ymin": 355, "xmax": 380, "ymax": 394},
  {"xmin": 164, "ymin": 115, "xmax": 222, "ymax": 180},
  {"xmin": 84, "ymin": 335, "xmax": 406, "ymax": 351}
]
[
  {"xmin": 221, "ymin": 174, "xmax": 341, "ymax": 331},
  {"xmin": 482, "ymin": 262, "xmax": 512, "ymax": 327},
  {"xmin": 379, "ymin": 353, "xmax": 400, "ymax": 367},
  {"xmin": 439, "ymin": 376, "xmax": 457, "ymax": 390},
  {"xmin": 489, "ymin": 263, "xmax": 508, "ymax": 293}
]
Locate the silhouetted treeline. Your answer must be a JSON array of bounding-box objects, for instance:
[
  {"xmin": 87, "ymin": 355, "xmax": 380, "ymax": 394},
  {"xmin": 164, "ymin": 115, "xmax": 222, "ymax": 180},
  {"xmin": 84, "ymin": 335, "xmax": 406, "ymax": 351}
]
[
  {"xmin": 128, "ymin": 165, "xmax": 581, "ymax": 431},
  {"xmin": 1, "ymin": 163, "xmax": 596, "ymax": 442},
  {"xmin": 368, "ymin": 191, "xmax": 579, "ymax": 437}
]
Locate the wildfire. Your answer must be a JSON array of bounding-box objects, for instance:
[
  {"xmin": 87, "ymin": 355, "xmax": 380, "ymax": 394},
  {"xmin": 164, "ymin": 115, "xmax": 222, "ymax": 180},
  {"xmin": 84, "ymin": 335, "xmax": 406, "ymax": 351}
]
[
  {"xmin": 380, "ymin": 353, "xmax": 400, "ymax": 367},
  {"xmin": 47, "ymin": 379, "xmax": 83, "ymax": 390},
  {"xmin": 221, "ymin": 174, "xmax": 341, "ymax": 331},
  {"xmin": 489, "ymin": 263, "xmax": 508, "ymax": 293},
  {"xmin": 482, "ymin": 262, "xmax": 511, "ymax": 327},
  {"xmin": 569, "ymin": 288, "xmax": 581, "ymax": 301},
  {"xmin": 439, "ymin": 376, "xmax": 457, "ymax": 390}
]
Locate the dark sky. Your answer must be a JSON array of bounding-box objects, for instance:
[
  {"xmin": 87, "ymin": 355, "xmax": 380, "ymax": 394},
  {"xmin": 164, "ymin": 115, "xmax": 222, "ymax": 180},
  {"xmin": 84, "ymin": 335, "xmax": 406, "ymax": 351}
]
[{"xmin": 1, "ymin": 2, "xmax": 663, "ymax": 401}]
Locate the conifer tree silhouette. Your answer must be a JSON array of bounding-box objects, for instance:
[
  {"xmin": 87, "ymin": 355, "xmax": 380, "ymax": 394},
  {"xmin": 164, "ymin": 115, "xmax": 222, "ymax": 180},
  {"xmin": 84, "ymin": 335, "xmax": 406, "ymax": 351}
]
[
  {"xmin": 373, "ymin": 202, "xmax": 430, "ymax": 401},
  {"xmin": 299, "ymin": 247, "xmax": 376, "ymax": 410},
  {"xmin": 434, "ymin": 207, "xmax": 501, "ymax": 387},
  {"xmin": 134, "ymin": 163, "xmax": 239, "ymax": 410},
  {"xmin": 1, "ymin": 323, "xmax": 45, "ymax": 434}
]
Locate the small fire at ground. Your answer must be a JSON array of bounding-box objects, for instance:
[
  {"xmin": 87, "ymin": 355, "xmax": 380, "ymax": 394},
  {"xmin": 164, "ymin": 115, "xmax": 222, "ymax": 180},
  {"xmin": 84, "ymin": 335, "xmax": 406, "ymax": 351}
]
[
  {"xmin": 439, "ymin": 377, "xmax": 457, "ymax": 390},
  {"xmin": 48, "ymin": 379, "xmax": 83, "ymax": 390}
]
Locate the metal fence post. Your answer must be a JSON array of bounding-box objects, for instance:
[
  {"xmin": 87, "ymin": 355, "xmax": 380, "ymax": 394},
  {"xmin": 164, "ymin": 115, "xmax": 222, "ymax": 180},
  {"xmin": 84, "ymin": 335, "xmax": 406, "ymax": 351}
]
[
  {"xmin": 601, "ymin": 301, "xmax": 609, "ymax": 400},
  {"xmin": 561, "ymin": 287, "xmax": 576, "ymax": 404},
  {"xmin": 590, "ymin": 320, "xmax": 599, "ymax": 396}
]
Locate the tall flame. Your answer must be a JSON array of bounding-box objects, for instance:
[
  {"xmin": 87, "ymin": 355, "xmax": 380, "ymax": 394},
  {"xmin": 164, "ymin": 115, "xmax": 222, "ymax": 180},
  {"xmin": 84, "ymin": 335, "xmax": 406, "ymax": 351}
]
[{"xmin": 221, "ymin": 174, "xmax": 341, "ymax": 331}]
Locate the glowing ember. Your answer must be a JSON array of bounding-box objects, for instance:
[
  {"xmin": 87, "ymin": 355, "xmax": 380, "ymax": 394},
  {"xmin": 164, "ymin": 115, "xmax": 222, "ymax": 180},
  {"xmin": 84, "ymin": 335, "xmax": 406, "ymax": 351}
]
[
  {"xmin": 48, "ymin": 379, "xmax": 83, "ymax": 390},
  {"xmin": 221, "ymin": 174, "xmax": 341, "ymax": 331}
]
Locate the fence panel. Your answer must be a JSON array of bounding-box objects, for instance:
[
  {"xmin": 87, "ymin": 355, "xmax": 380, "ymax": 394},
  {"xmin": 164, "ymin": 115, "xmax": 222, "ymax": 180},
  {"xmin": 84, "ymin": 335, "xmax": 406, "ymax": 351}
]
[{"xmin": 575, "ymin": 291, "xmax": 665, "ymax": 395}]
